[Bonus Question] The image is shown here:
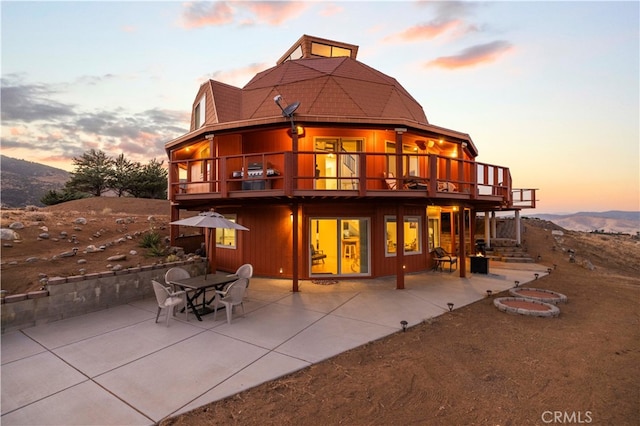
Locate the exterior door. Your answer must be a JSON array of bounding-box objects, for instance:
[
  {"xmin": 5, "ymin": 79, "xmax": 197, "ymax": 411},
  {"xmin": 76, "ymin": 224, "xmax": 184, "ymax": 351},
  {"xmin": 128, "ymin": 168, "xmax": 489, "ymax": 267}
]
[{"xmin": 310, "ymin": 218, "xmax": 369, "ymax": 276}]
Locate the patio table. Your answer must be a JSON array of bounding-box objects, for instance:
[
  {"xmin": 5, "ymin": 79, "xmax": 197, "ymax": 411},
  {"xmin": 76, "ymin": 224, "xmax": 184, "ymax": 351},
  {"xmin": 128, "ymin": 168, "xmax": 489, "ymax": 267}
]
[{"xmin": 170, "ymin": 272, "xmax": 238, "ymax": 321}]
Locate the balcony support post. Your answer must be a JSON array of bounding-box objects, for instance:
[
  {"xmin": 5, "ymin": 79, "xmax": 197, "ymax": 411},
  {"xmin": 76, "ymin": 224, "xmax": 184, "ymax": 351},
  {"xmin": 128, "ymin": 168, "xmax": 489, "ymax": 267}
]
[
  {"xmin": 458, "ymin": 207, "xmax": 467, "ymax": 278},
  {"xmin": 396, "ymin": 202, "xmax": 405, "ymax": 290},
  {"xmin": 292, "ymin": 202, "xmax": 299, "ymax": 292}
]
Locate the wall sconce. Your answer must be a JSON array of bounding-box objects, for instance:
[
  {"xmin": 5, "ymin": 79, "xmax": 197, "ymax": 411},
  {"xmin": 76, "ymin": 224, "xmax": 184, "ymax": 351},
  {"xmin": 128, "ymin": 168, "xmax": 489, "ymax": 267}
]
[
  {"xmin": 461, "ymin": 142, "xmax": 468, "ymax": 148},
  {"xmin": 279, "ymin": 267, "xmax": 283, "ymax": 274},
  {"xmin": 204, "ymin": 133, "xmax": 215, "ymax": 141},
  {"xmin": 287, "ymin": 125, "xmax": 305, "ymax": 138}
]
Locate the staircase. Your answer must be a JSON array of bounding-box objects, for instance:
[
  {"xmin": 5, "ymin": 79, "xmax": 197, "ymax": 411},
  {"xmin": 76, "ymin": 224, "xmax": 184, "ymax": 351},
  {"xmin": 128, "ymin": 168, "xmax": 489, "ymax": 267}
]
[{"xmin": 484, "ymin": 238, "xmax": 535, "ymax": 263}]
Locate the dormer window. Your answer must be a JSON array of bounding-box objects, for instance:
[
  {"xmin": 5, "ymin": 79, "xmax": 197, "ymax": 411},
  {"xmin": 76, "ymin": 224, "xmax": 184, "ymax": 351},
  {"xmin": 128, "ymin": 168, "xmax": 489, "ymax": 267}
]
[
  {"xmin": 194, "ymin": 96, "xmax": 205, "ymax": 129},
  {"xmin": 310, "ymin": 42, "xmax": 351, "ymax": 58}
]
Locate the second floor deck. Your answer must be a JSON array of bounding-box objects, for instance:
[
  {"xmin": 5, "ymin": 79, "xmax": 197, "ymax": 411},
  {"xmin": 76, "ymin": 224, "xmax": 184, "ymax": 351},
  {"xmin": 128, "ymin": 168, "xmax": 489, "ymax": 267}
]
[{"xmin": 169, "ymin": 151, "xmax": 536, "ymax": 210}]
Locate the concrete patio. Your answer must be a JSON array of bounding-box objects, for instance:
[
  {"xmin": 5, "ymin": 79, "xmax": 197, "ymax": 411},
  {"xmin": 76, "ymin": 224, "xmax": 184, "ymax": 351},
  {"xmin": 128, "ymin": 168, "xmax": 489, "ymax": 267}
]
[{"xmin": 1, "ymin": 262, "xmax": 548, "ymax": 425}]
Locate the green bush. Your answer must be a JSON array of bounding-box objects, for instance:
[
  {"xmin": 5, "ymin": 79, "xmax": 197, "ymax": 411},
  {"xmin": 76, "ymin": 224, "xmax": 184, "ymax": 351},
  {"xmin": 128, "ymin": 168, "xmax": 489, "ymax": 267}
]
[{"xmin": 139, "ymin": 231, "xmax": 162, "ymax": 248}]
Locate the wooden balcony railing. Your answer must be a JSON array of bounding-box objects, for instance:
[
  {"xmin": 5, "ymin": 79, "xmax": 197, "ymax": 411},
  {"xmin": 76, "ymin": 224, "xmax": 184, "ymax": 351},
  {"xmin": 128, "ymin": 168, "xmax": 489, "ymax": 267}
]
[{"xmin": 169, "ymin": 151, "xmax": 536, "ymax": 209}]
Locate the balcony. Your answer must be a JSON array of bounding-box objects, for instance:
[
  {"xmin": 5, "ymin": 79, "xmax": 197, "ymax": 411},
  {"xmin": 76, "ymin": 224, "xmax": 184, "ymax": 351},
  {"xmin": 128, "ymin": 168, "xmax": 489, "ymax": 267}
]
[{"xmin": 169, "ymin": 151, "xmax": 536, "ymax": 209}]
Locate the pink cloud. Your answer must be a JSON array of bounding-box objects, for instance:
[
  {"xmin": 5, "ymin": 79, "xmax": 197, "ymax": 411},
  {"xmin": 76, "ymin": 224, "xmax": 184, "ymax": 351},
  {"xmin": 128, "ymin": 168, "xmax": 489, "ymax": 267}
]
[
  {"xmin": 426, "ymin": 40, "xmax": 513, "ymax": 69},
  {"xmin": 387, "ymin": 20, "xmax": 463, "ymax": 42},
  {"xmin": 180, "ymin": 1, "xmax": 307, "ymax": 28},
  {"xmin": 121, "ymin": 25, "xmax": 137, "ymax": 33},
  {"xmin": 243, "ymin": 1, "xmax": 308, "ymax": 25},
  {"xmin": 204, "ymin": 62, "xmax": 271, "ymax": 87},
  {"xmin": 180, "ymin": 1, "xmax": 235, "ymax": 28}
]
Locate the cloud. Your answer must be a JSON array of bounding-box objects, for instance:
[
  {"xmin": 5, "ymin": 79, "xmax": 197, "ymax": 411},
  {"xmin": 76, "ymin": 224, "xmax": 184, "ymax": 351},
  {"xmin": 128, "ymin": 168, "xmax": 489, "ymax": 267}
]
[
  {"xmin": 0, "ymin": 74, "xmax": 189, "ymax": 168},
  {"xmin": 180, "ymin": 1, "xmax": 235, "ymax": 28},
  {"xmin": 426, "ymin": 40, "xmax": 514, "ymax": 69},
  {"xmin": 386, "ymin": 20, "xmax": 465, "ymax": 42},
  {"xmin": 1, "ymin": 75, "xmax": 76, "ymax": 122},
  {"xmin": 179, "ymin": 1, "xmax": 308, "ymax": 29},
  {"xmin": 203, "ymin": 62, "xmax": 271, "ymax": 87}
]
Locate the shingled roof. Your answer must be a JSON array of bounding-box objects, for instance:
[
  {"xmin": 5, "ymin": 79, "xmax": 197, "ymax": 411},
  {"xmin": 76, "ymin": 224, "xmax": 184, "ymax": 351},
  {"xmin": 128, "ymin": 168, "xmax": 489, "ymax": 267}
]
[{"xmin": 204, "ymin": 35, "xmax": 428, "ymax": 126}]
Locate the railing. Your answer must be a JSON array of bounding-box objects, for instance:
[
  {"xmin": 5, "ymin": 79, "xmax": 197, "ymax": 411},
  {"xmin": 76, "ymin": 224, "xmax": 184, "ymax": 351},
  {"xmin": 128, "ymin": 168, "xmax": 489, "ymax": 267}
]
[{"xmin": 169, "ymin": 151, "xmax": 535, "ymax": 208}]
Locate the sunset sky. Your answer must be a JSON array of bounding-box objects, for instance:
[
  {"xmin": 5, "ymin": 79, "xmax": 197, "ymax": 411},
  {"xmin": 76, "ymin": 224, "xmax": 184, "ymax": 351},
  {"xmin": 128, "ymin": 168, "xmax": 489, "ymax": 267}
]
[{"xmin": 1, "ymin": 1, "xmax": 638, "ymax": 214}]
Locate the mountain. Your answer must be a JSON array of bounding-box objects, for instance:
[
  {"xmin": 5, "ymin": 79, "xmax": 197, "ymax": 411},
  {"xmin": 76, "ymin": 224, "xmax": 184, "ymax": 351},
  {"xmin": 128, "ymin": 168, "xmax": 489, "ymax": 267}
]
[
  {"xmin": 0, "ymin": 155, "xmax": 70, "ymax": 208},
  {"xmin": 533, "ymin": 211, "xmax": 640, "ymax": 234}
]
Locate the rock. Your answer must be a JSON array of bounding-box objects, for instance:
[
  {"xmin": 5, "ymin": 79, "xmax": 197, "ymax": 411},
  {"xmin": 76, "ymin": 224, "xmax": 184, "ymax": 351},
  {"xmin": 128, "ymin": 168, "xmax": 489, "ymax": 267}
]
[
  {"xmin": 77, "ymin": 259, "xmax": 87, "ymax": 264},
  {"xmin": 74, "ymin": 217, "xmax": 87, "ymax": 225},
  {"xmin": 129, "ymin": 250, "xmax": 137, "ymax": 256},
  {"xmin": 25, "ymin": 257, "xmax": 39, "ymax": 263},
  {"xmin": 38, "ymin": 233, "xmax": 50, "ymax": 240},
  {"xmin": 0, "ymin": 229, "xmax": 19, "ymax": 240},
  {"xmin": 107, "ymin": 254, "xmax": 127, "ymax": 261},
  {"xmin": 9, "ymin": 222, "xmax": 24, "ymax": 230},
  {"xmin": 3, "ymin": 243, "xmax": 13, "ymax": 248},
  {"xmin": 40, "ymin": 226, "xmax": 49, "ymax": 232},
  {"xmin": 60, "ymin": 231, "xmax": 68, "ymax": 237},
  {"xmin": 115, "ymin": 218, "xmax": 125, "ymax": 225},
  {"xmin": 111, "ymin": 264, "xmax": 123, "ymax": 271},
  {"xmin": 85, "ymin": 245, "xmax": 103, "ymax": 253}
]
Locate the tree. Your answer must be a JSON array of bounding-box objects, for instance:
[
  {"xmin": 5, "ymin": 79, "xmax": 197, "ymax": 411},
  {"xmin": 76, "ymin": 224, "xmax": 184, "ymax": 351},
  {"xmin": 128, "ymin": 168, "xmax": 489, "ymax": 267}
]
[
  {"xmin": 111, "ymin": 154, "xmax": 136, "ymax": 197},
  {"xmin": 40, "ymin": 188, "xmax": 88, "ymax": 206},
  {"xmin": 127, "ymin": 158, "xmax": 168, "ymax": 199},
  {"xmin": 66, "ymin": 149, "xmax": 114, "ymax": 196}
]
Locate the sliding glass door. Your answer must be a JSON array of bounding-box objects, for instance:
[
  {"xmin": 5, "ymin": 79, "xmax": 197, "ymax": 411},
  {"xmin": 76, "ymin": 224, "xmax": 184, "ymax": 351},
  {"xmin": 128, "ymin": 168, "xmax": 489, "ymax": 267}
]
[{"xmin": 310, "ymin": 217, "xmax": 369, "ymax": 276}]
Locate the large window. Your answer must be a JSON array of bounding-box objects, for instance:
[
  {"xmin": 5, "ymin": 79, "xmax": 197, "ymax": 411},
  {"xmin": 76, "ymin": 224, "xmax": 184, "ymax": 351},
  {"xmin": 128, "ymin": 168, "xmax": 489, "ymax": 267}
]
[
  {"xmin": 385, "ymin": 216, "xmax": 422, "ymax": 256},
  {"xmin": 310, "ymin": 217, "xmax": 369, "ymax": 276},
  {"xmin": 314, "ymin": 138, "xmax": 362, "ymax": 190},
  {"xmin": 216, "ymin": 214, "xmax": 237, "ymax": 249},
  {"xmin": 427, "ymin": 206, "xmax": 441, "ymax": 251}
]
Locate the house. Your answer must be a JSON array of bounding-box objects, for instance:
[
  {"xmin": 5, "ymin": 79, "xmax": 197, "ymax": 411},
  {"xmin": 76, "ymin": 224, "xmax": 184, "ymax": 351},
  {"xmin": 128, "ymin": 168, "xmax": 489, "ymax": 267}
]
[{"xmin": 164, "ymin": 35, "xmax": 536, "ymax": 291}]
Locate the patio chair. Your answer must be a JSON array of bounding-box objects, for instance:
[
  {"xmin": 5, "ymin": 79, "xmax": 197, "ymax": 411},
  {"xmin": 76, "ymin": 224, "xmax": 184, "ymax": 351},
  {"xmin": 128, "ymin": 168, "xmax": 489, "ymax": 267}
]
[
  {"xmin": 432, "ymin": 247, "xmax": 458, "ymax": 272},
  {"xmin": 213, "ymin": 278, "xmax": 249, "ymax": 324},
  {"xmin": 165, "ymin": 267, "xmax": 190, "ymax": 290},
  {"xmin": 151, "ymin": 280, "xmax": 188, "ymax": 326}
]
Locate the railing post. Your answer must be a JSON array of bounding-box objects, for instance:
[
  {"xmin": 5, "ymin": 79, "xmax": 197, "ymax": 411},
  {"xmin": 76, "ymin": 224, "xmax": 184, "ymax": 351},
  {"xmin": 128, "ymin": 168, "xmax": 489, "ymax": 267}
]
[
  {"xmin": 359, "ymin": 153, "xmax": 366, "ymax": 196},
  {"xmin": 220, "ymin": 158, "xmax": 228, "ymax": 198},
  {"xmin": 428, "ymin": 155, "xmax": 437, "ymax": 195},
  {"xmin": 284, "ymin": 152, "xmax": 293, "ymax": 196}
]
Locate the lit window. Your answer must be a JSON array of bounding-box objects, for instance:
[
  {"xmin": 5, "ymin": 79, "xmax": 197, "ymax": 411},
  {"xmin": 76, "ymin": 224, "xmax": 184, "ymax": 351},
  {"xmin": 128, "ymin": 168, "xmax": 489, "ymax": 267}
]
[
  {"xmin": 216, "ymin": 214, "xmax": 237, "ymax": 249},
  {"xmin": 311, "ymin": 42, "xmax": 352, "ymax": 58},
  {"xmin": 385, "ymin": 216, "xmax": 422, "ymax": 256}
]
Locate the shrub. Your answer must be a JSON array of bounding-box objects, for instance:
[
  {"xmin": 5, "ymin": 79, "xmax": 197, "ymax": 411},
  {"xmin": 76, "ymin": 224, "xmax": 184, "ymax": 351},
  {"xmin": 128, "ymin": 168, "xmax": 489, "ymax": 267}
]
[{"xmin": 139, "ymin": 231, "xmax": 162, "ymax": 248}]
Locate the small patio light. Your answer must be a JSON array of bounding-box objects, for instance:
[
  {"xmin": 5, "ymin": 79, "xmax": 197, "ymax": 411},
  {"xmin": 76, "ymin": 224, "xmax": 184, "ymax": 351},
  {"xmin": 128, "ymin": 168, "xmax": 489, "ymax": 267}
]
[
  {"xmin": 547, "ymin": 267, "xmax": 552, "ymax": 274},
  {"xmin": 515, "ymin": 280, "xmax": 520, "ymax": 287},
  {"xmin": 534, "ymin": 273, "xmax": 539, "ymax": 279},
  {"xmin": 447, "ymin": 302, "xmax": 454, "ymax": 312},
  {"xmin": 400, "ymin": 320, "xmax": 408, "ymax": 332},
  {"xmin": 553, "ymin": 263, "xmax": 557, "ymax": 270},
  {"xmin": 486, "ymin": 290, "xmax": 493, "ymax": 297}
]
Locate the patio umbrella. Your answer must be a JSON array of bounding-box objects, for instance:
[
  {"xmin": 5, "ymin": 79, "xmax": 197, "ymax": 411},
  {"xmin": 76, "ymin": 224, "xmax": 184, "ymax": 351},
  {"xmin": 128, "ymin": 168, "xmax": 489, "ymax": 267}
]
[{"xmin": 170, "ymin": 212, "xmax": 249, "ymax": 276}]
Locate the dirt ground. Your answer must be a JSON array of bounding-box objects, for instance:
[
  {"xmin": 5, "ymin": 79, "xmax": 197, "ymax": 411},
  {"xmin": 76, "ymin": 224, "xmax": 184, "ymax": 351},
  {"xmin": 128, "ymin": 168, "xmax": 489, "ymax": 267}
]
[
  {"xmin": 0, "ymin": 198, "xmax": 174, "ymax": 295},
  {"xmin": 2, "ymin": 199, "xmax": 639, "ymax": 425}
]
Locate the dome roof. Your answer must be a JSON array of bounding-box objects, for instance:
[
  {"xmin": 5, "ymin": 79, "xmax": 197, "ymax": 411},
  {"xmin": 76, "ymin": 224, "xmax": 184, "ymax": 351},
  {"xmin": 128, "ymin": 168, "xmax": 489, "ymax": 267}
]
[{"xmin": 238, "ymin": 56, "xmax": 429, "ymax": 125}]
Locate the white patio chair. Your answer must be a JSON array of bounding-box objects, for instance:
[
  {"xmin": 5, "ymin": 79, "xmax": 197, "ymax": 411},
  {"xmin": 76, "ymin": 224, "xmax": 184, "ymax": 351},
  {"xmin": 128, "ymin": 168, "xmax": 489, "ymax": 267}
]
[
  {"xmin": 152, "ymin": 280, "xmax": 188, "ymax": 326},
  {"xmin": 165, "ymin": 267, "xmax": 190, "ymax": 289},
  {"xmin": 213, "ymin": 278, "xmax": 249, "ymax": 324}
]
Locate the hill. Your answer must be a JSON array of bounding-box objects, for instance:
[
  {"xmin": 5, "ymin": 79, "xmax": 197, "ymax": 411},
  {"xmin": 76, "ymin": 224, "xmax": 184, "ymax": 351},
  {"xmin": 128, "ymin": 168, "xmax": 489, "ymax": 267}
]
[
  {"xmin": 0, "ymin": 155, "xmax": 70, "ymax": 208},
  {"xmin": 534, "ymin": 211, "xmax": 639, "ymax": 234}
]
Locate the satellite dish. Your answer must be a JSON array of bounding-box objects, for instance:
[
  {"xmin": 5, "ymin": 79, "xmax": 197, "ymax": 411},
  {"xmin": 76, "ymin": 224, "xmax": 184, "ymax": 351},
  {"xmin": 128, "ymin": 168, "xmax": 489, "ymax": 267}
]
[{"xmin": 282, "ymin": 101, "xmax": 300, "ymax": 118}]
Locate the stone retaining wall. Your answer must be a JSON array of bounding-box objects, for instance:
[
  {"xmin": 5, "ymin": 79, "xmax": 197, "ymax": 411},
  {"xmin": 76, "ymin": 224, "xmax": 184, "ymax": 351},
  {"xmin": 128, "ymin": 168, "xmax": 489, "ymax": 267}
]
[{"xmin": 1, "ymin": 259, "xmax": 206, "ymax": 334}]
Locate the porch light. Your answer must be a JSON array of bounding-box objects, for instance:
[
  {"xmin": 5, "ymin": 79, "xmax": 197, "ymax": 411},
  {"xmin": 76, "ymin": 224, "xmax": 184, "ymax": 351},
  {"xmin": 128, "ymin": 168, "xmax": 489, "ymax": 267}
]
[
  {"xmin": 279, "ymin": 267, "xmax": 283, "ymax": 274},
  {"xmin": 447, "ymin": 302, "xmax": 454, "ymax": 312},
  {"xmin": 400, "ymin": 320, "xmax": 408, "ymax": 332}
]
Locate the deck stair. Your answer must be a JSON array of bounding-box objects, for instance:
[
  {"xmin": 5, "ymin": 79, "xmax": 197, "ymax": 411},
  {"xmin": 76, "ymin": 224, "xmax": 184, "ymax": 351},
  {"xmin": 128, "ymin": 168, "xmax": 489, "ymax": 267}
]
[{"xmin": 485, "ymin": 238, "xmax": 535, "ymax": 263}]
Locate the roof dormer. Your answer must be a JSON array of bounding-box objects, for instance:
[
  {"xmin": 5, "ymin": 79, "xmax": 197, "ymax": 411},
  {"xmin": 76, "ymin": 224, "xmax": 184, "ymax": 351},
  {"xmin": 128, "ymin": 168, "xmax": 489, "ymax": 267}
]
[{"xmin": 277, "ymin": 34, "xmax": 359, "ymax": 65}]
